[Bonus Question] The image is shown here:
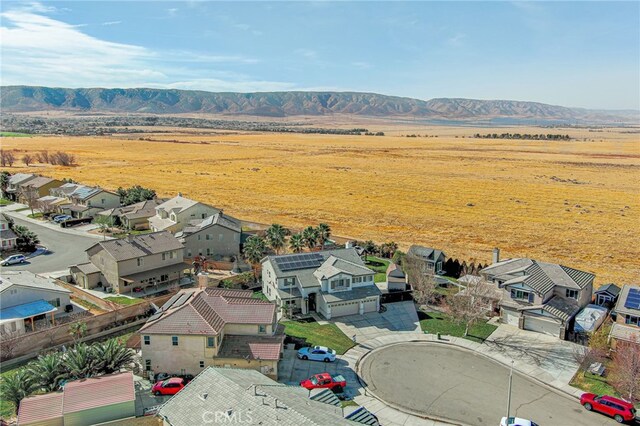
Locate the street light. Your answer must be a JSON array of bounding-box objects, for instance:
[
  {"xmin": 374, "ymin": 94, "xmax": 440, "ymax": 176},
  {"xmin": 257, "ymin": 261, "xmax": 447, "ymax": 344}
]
[{"xmin": 506, "ymin": 359, "xmax": 514, "ymax": 419}]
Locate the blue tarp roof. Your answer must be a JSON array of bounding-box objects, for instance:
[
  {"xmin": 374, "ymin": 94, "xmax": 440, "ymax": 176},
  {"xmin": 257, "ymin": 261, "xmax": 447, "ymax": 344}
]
[{"xmin": 0, "ymin": 300, "xmax": 57, "ymax": 320}]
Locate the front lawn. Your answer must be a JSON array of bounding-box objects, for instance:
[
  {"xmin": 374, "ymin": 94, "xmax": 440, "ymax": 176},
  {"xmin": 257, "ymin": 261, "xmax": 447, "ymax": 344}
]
[
  {"xmin": 570, "ymin": 371, "xmax": 618, "ymax": 397},
  {"xmin": 365, "ymin": 255, "xmax": 390, "ymax": 283},
  {"xmin": 105, "ymin": 296, "xmax": 143, "ymax": 306},
  {"xmin": 419, "ymin": 311, "xmax": 497, "ymax": 343},
  {"xmin": 283, "ymin": 319, "xmax": 355, "ymax": 355},
  {"xmin": 27, "ymin": 212, "xmax": 43, "ymax": 219},
  {"xmin": 0, "ymin": 198, "xmax": 13, "ymax": 206}
]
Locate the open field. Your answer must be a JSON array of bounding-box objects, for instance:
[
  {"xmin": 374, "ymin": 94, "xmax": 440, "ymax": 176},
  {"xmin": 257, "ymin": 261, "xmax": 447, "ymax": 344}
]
[{"xmin": 1, "ymin": 124, "xmax": 638, "ymax": 284}]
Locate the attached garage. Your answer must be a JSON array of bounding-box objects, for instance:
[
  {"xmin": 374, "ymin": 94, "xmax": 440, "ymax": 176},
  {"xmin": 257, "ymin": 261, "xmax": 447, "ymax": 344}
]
[
  {"xmin": 523, "ymin": 315, "xmax": 562, "ymax": 337},
  {"xmin": 362, "ymin": 298, "xmax": 378, "ymax": 313},
  {"xmin": 502, "ymin": 308, "xmax": 520, "ymax": 326},
  {"xmin": 329, "ymin": 300, "xmax": 360, "ymax": 318}
]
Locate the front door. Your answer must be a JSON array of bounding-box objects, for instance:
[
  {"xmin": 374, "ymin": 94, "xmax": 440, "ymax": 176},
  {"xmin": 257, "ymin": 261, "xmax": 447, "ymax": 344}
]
[{"xmin": 308, "ymin": 293, "xmax": 316, "ymax": 311}]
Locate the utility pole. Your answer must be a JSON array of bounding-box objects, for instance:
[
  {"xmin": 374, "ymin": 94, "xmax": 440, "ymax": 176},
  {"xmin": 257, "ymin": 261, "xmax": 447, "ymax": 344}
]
[{"xmin": 506, "ymin": 360, "xmax": 514, "ymax": 419}]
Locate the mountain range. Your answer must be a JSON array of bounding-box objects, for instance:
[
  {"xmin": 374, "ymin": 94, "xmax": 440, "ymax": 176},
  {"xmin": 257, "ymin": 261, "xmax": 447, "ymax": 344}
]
[{"xmin": 1, "ymin": 86, "xmax": 637, "ymax": 124}]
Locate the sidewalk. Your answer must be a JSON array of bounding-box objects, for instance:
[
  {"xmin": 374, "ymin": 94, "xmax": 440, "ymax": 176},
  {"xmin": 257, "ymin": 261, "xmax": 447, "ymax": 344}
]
[{"xmin": 2, "ymin": 204, "xmax": 106, "ymax": 240}]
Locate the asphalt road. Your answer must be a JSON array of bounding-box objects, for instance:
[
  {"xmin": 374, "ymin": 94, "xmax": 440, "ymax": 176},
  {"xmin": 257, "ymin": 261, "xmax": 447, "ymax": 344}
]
[
  {"xmin": 2, "ymin": 214, "xmax": 101, "ymax": 274},
  {"xmin": 359, "ymin": 342, "xmax": 620, "ymax": 426}
]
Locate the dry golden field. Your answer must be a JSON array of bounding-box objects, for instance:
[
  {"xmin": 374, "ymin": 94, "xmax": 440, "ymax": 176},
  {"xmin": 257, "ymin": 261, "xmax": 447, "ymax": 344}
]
[{"xmin": 2, "ymin": 125, "xmax": 639, "ymax": 286}]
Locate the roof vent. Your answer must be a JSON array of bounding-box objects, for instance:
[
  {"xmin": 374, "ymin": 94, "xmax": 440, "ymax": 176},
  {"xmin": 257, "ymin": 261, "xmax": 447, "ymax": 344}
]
[
  {"xmin": 226, "ymin": 409, "xmax": 233, "ymax": 417},
  {"xmin": 199, "ymin": 393, "xmax": 208, "ymax": 401}
]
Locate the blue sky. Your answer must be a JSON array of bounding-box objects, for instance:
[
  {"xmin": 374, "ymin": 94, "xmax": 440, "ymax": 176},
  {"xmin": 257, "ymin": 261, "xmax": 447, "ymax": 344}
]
[{"xmin": 1, "ymin": 1, "xmax": 639, "ymax": 109}]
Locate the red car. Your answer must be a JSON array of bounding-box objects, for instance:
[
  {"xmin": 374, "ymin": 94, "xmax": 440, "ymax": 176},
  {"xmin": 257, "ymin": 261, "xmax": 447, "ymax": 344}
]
[
  {"xmin": 580, "ymin": 393, "xmax": 636, "ymax": 423},
  {"xmin": 300, "ymin": 373, "xmax": 346, "ymax": 393},
  {"xmin": 152, "ymin": 377, "xmax": 185, "ymax": 396}
]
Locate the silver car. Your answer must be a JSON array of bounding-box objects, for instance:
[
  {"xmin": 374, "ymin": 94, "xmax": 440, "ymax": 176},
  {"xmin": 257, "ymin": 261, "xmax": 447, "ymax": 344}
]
[{"xmin": 1, "ymin": 254, "xmax": 26, "ymax": 266}]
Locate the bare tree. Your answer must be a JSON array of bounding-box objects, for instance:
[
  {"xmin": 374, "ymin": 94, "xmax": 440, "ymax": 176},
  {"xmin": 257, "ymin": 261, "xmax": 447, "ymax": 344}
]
[
  {"xmin": 445, "ymin": 279, "xmax": 502, "ymax": 336},
  {"xmin": 0, "ymin": 150, "xmax": 16, "ymax": 167},
  {"xmin": 404, "ymin": 254, "xmax": 437, "ymax": 306},
  {"xmin": 20, "ymin": 186, "xmax": 40, "ymax": 217},
  {"xmin": 37, "ymin": 151, "xmax": 50, "ymax": 164},
  {"xmin": 572, "ymin": 323, "xmax": 611, "ymax": 375},
  {"xmin": 609, "ymin": 338, "xmax": 640, "ymax": 402},
  {"xmin": 0, "ymin": 330, "xmax": 23, "ymax": 362},
  {"xmin": 22, "ymin": 154, "xmax": 33, "ymax": 167}
]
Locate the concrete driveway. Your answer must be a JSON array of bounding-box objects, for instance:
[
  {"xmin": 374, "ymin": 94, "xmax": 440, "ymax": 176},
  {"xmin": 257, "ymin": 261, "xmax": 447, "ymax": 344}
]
[
  {"xmin": 134, "ymin": 376, "xmax": 172, "ymax": 416},
  {"xmin": 481, "ymin": 324, "xmax": 585, "ymax": 387},
  {"xmin": 332, "ymin": 301, "xmax": 421, "ymax": 343}
]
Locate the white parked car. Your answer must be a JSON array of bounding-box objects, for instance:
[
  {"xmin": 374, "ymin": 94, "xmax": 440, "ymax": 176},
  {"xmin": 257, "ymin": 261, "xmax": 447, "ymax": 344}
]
[
  {"xmin": 500, "ymin": 417, "xmax": 539, "ymax": 426},
  {"xmin": 1, "ymin": 254, "xmax": 27, "ymax": 266}
]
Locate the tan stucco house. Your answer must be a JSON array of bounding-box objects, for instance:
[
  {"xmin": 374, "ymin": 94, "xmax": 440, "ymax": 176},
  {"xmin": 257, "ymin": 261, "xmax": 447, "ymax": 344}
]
[
  {"xmin": 261, "ymin": 248, "xmax": 381, "ymax": 319},
  {"xmin": 17, "ymin": 176, "xmax": 63, "ymax": 204},
  {"xmin": 139, "ymin": 288, "xmax": 282, "ymax": 379},
  {"xmin": 70, "ymin": 231, "xmax": 186, "ymax": 294},
  {"xmin": 96, "ymin": 199, "xmax": 163, "ymax": 231},
  {"xmin": 174, "ymin": 212, "xmax": 241, "ymax": 260},
  {"xmin": 148, "ymin": 194, "xmax": 220, "ymax": 233},
  {"xmin": 42, "ymin": 183, "xmax": 121, "ymax": 219},
  {"xmin": 4, "ymin": 173, "xmax": 36, "ymax": 201}
]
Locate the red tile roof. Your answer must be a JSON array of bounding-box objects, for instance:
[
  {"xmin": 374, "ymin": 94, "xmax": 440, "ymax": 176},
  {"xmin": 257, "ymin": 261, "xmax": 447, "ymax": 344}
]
[
  {"xmin": 18, "ymin": 392, "xmax": 63, "ymax": 424},
  {"xmin": 140, "ymin": 288, "xmax": 276, "ymax": 335},
  {"xmin": 63, "ymin": 371, "xmax": 135, "ymax": 414}
]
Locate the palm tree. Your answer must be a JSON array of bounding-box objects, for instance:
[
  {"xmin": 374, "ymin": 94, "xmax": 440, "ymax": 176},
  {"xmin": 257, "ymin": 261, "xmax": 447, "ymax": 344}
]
[
  {"xmin": 27, "ymin": 353, "xmax": 66, "ymax": 392},
  {"xmin": 289, "ymin": 233, "xmax": 304, "ymax": 253},
  {"xmin": 94, "ymin": 215, "xmax": 115, "ymax": 241},
  {"xmin": 265, "ymin": 224, "xmax": 287, "ymax": 255},
  {"xmin": 13, "ymin": 225, "xmax": 40, "ymax": 252},
  {"xmin": 316, "ymin": 223, "xmax": 331, "ymax": 249},
  {"xmin": 302, "ymin": 226, "xmax": 318, "ymax": 251},
  {"xmin": 93, "ymin": 339, "xmax": 134, "ymax": 374},
  {"xmin": 243, "ymin": 236, "xmax": 267, "ymax": 281},
  {"xmin": 65, "ymin": 343, "xmax": 100, "ymax": 379},
  {"xmin": 0, "ymin": 368, "xmax": 35, "ymax": 411}
]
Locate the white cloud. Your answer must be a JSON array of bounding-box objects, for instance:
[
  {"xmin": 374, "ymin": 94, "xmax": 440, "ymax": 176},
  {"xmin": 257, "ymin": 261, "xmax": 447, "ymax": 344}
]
[
  {"xmin": 446, "ymin": 33, "xmax": 466, "ymax": 47},
  {"xmin": 295, "ymin": 48, "xmax": 318, "ymax": 60},
  {"xmin": 102, "ymin": 20, "xmax": 122, "ymax": 26},
  {"xmin": 155, "ymin": 78, "xmax": 298, "ymax": 92},
  {"xmin": 166, "ymin": 8, "xmax": 179, "ymax": 16}
]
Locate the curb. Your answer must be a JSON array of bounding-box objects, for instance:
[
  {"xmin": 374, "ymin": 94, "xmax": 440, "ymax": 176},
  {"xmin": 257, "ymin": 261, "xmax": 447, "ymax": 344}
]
[{"xmin": 4, "ymin": 210, "xmax": 106, "ymax": 240}]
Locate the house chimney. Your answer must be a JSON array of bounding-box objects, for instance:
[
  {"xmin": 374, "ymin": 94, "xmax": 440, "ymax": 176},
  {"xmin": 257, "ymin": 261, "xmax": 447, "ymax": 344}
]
[
  {"xmin": 492, "ymin": 248, "xmax": 500, "ymax": 264},
  {"xmin": 197, "ymin": 272, "xmax": 209, "ymax": 289},
  {"xmin": 178, "ymin": 192, "xmax": 182, "ymax": 197}
]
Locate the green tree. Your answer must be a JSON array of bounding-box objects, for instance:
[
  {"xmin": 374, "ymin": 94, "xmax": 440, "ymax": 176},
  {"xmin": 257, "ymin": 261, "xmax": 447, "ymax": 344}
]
[
  {"xmin": 27, "ymin": 353, "xmax": 66, "ymax": 392},
  {"xmin": 302, "ymin": 226, "xmax": 318, "ymax": 251},
  {"xmin": 69, "ymin": 321, "xmax": 87, "ymax": 343},
  {"xmin": 289, "ymin": 233, "xmax": 304, "ymax": 253},
  {"xmin": 0, "ymin": 171, "xmax": 10, "ymax": 198},
  {"xmin": 316, "ymin": 223, "xmax": 331, "ymax": 249},
  {"xmin": 13, "ymin": 225, "xmax": 40, "ymax": 252},
  {"xmin": 243, "ymin": 235, "xmax": 267, "ymax": 281},
  {"xmin": 265, "ymin": 224, "xmax": 287, "ymax": 255},
  {"xmin": 65, "ymin": 343, "xmax": 100, "ymax": 379},
  {"xmin": 93, "ymin": 339, "xmax": 134, "ymax": 374},
  {"xmin": 0, "ymin": 368, "xmax": 35, "ymax": 411},
  {"xmin": 94, "ymin": 215, "xmax": 115, "ymax": 240},
  {"xmin": 392, "ymin": 249, "xmax": 406, "ymax": 266},
  {"xmin": 116, "ymin": 185, "xmax": 156, "ymax": 206}
]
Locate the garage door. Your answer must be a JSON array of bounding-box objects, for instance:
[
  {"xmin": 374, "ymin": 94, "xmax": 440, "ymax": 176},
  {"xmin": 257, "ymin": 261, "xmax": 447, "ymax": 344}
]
[
  {"xmin": 502, "ymin": 309, "xmax": 520, "ymax": 326},
  {"xmin": 330, "ymin": 301, "xmax": 360, "ymax": 318},
  {"xmin": 363, "ymin": 298, "xmax": 378, "ymax": 314},
  {"xmin": 524, "ymin": 316, "xmax": 562, "ymax": 336}
]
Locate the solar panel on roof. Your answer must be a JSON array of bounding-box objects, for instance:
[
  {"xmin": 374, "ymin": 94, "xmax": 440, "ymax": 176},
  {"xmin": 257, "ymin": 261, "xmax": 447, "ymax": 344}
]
[
  {"xmin": 625, "ymin": 289, "xmax": 640, "ymax": 310},
  {"xmin": 172, "ymin": 292, "xmax": 192, "ymax": 309},
  {"xmin": 162, "ymin": 293, "xmax": 182, "ymax": 310}
]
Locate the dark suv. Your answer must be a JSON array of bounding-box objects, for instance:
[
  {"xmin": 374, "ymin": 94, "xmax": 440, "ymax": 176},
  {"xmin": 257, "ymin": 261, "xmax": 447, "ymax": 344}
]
[{"xmin": 580, "ymin": 393, "xmax": 636, "ymax": 423}]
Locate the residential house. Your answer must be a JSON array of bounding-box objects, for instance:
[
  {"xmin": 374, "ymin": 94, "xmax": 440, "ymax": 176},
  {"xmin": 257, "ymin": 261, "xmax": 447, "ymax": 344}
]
[
  {"xmin": 481, "ymin": 254, "xmax": 594, "ymax": 339},
  {"xmin": 70, "ymin": 231, "xmax": 185, "ymax": 294},
  {"xmin": 157, "ymin": 367, "xmax": 379, "ymax": 426},
  {"xmin": 385, "ymin": 262, "xmax": 407, "ymax": 291},
  {"xmin": 96, "ymin": 199, "xmax": 163, "ymax": 230},
  {"xmin": 18, "ymin": 371, "xmax": 135, "ymax": 426},
  {"xmin": 174, "ymin": 211, "xmax": 241, "ymax": 260},
  {"xmin": 139, "ymin": 288, "xmax": 282, "ymax": 378},
  {"xmin": 594, "ymin": 283, "xmax": 621, "ymax": 308},
  {"xmin": 0, "ymin": 214, "xmax": 17, "ymax": 253},
  {"xmin": 0, "ymin": 271, "xmax": 71, "ymax": 336},
  {"xmin": 148, "ymin": 194, "xmax": 220, "ymax": 233},
  {"xmin": 261, "ymin": 248, "xmax": 381, "ymax": 319},
  {"xmin": 64, "ymin": 185, "xmax": 120, "ymax": 219},
  {"xmin": 4, "ymin": 173, "xmax": 36, "ymax": 201},
  {"xmin": 17, "ymin": 176, "xmax": 63, "ymax": 204},
  {"xmin": 406, "ymin": 245, "xmax": 446, "ymax": 275},
  {"xmin": 609, "ymin": 285, "xmax": 640, "ymax": 347}
]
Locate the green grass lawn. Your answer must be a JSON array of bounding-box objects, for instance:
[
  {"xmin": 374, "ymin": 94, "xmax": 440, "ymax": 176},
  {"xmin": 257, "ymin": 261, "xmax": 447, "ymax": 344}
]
[
  {"xmin": 283, "ymin": 319, "xmax": 355, "ymax": 354},
  {"xmin": 105, "ymin": 296, "xmax": 143, "ymax": 306},
  {"xmin": 365, "ymin": 255, "xmax": 390, "ymax": 283},
  {"xmin": 13, "ymin": 207, "xmax": 30, "ymax": 212},
  {"xmin": 0, "ymin": 198, "xmax": 13, "ymax": 206},
  {"xmin": 419, "ymin": 311, "xmax": 497, "ymax": 343},
  {"xmin": 27, "ymin": 212, "xmax": 43, "ymax": 219},
  {"xmin": 570, "ymin": 371, "xmax": 618, "ymax": 397},
  {"xmin": 0, "ymin": 132, "xmax": 31, "ymax": 137},
  {"xmin": 252, "ymin": 291, "xmax": 268, "ymax": 301}
]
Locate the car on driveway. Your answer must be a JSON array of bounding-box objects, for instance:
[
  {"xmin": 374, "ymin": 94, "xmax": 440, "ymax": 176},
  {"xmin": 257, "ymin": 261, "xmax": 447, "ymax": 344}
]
[
  {"xmin": 300, "ymin": 373, "xmax": 346, "ymax": 393},
  {"xmin": 152, "ymin": 377, "xmax": 185, "ymax": 396},
  {"xmin": 53, "ymin": 215, "xmax": 72, "ymax": 223},
  {"xmin": 1, "ymin": 254, "xmax": 26, "ymax": 266},
  {"xmin": 297, "ymin": 346, "xmax": 337, "ymax": 362},
  {"xmin": 580, "ymin": 393, "xmax": 636, "ymax": 423},
  {"xmin": 500, "ymin": 417, "xmax": 539, "ymax": 426}
]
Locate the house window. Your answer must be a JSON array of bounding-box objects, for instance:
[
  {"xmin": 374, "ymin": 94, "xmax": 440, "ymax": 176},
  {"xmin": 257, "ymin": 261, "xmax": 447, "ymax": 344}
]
[
  {"xmin": 330, "ymin": 279, "xmax": 349, "ymax": 290},
  {"xmin": 207, "ymin": 336, "xmax": 215, "ymax": 347},
  {"xmin": 218, "ymin": 234, "xmax": 223, "ymax": 242},
  {"xmin": 510, "ymin": 289, "xmax": 531, "ymax": 301},
  {"xmin": 10, "ymin": 322, "xmax": 17, "ymax": 332},
  {"xmin": 202, "ymin": 213, "xmax": 206, "ymax": 219},
  {"xmin": 206, "ymin": 234, "xmax": 211, "ymax": 240},
  {"xmin": 283, "ymin": 277, "xmax": 295, "ymax": 287},
  {"xmin": 145, "ymin": 359, "xmax": 151, "ymax": 372},
  {"xmin": 137, "ymin": 258, "xmax": 143, "ymax": 267},
  {"xmin": 206, "ymin": 248, "xmax": 211, "ymax": 256},
  {"xmin": 144, "ymin": 336, "xmax": 150, "ymax": 345},
  {"xmin": 162, "ymin": 253, "xmax": 166, "ymax": 260},
  {"xmin": 198, "ymin": 235, "xmax": 201, "ymax": 241},
  {"xmin": 161, "ymin": 274, "xmax": 169, "ymax": 282},
  {"xmin": 200, "ymin": 361, "xmax": 205, "ymax": 368},
  {"xmin": 258, "ymin": 325, "xmax": 266, "ymax": 333},
  {"xmin": 566, "ymin": 289, "xmax": 579, "ymax": 300},
  {"xmin": 172, "ymin": 336, "xmax": 179, "ymax": 346},
  {"xmin": 187, "ymin": 250, "xmax": 192, "ymax": 257},
  {"xmin": 48, "ymin": 298, "xmax": 61, "ymax": 307},
  {"xmin": 625, "ymin": 315, "xmax": 640, "ymax": 326},
  {"xmin": 101, "ymin": 198, "xmax": 105, "ymax": 204}
]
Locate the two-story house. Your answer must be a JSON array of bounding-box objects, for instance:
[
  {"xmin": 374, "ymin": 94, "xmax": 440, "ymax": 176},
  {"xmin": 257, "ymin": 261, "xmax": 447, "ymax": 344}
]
[
  {"xmin": 139, "ymin": 288, "xmax": 282, "ymax": 379},
  {"xmin": 4, "ymin": 173, "xmax": 36, "ymax": 201},
  {"xmin": 96, "ymin": 199, "xmax": 163, "ymax": 231},
  {"xmin": 406, "ymin": 245, "xmax": 446, "ymax": 275},
  {"xmin": 148, "ymin": 194, "xmax": 220, "ymax": 233},
  {"xmin": 65, "ymin": 185, "xmax": 121, "ymax": 218},
  {"xmin": 0, "ymin": 271, "xmax": 71, "ymax": 336},
  {"xmin": 174, "ymin": 212, "xmax": 241, "ymax": 260},
  {"xmin": 261, "ymin": 248, "xmax": 381, "ymax": 319},
  {"xmin": 0, "ymin": 214, "xmax": 17, "ymax": 253},
  {"xmin": 17, "ymin": 176, "xmax": 63, "ymax": 204},
  {"xmin": 610, "ymin": 285, "xmax": 640, "ymax": 348},
  {"xmin": 481, "ymin": 254, "xmax": 594, "ymax": 339},
  {"xmin": 70, "ymin": 231, "xmax": 186, "ymax": 294}
]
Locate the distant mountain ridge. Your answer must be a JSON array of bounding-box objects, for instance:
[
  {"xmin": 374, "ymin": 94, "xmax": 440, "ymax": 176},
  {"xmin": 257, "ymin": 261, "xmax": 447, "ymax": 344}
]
[{"xmin": 0, "ymin": 86, "xmax": 636, "ymax": 123}]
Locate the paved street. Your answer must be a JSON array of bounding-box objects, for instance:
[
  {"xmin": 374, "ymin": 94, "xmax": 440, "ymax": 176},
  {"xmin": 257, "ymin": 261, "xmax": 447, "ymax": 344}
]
[
  {"xmin": 359, "ymin": 342, "xmax": 618, "ymax": 426},
  {"xmin": 1, "ymin": 213, "xmax": 101, "ymax": 274}
]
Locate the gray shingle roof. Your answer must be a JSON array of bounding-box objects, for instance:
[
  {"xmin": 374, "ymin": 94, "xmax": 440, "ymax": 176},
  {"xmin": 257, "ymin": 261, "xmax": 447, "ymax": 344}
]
[
  {"xmin": 179, "ymin": 212, "xmax": 241, "ymax": 236},
  {"xmin": 518, "ymin": 295, "xmax": 580, "ymax": 321},
  {"xmin": 8, "ymin": 173, "xmax": 35, "ymax": 186},
  {"xmin": 157, "ymin": 367, "xmax": 355, "ymax": 426},
  {"xmin": 595, "ymin": 283, "xmax": 621, "ymax": 297},
  {"xmin": 321, "ymin": 285, "xmax": 382, "ymax": 303},
  {"xmin": 407, "ymin": 245, "xmax": 445, "ymax": 260},
  {"xmin": 90, "ymin": 231, "xmax": 183, "ymax": 261},
  {"xmin": 20, "ymin": 176, "xmax": 58, "ymax": 190},
  {"xmin": 0, "ymin": 271, "xmax": 71, "ymax": 294},
  {"xmin": 155, "ymin": 194, "xmax": 213, "ymax": 214},
  {"xmin": 263, "ymin": 248, "xmax": 364, "ymax": 277},
  {"xmin": 313, "ymin": 255, "xmax": 373, "ymax": 280},
  {"xmin": 70, "ymin": 262, "xmax": 101, "ymax": 275}
]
